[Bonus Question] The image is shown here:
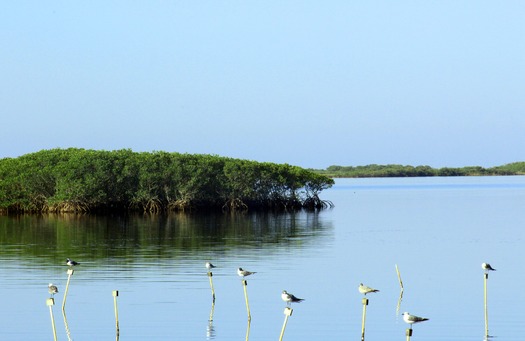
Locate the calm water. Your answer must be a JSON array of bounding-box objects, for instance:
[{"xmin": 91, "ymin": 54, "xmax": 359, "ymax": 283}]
[{"xmin": 1, "ymin": 176, "xmax": 524, "ymax": 340}]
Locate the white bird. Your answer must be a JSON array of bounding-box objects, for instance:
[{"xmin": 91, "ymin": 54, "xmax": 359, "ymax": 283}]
[
  {"xmin": 206, "ymin": 262, "xmax": 216, "ymax": 271},
  {"xmin": 281, "ymin": 290, "xmax": 304, "ymax": 306},
  {"xmin": 48, "ymin": 283, "xmax": 58, "ymax": 297},
  {"xmin": 237, "ymin": 267, "xmax": 256, "ymax": 278},
  {"xmin": 66, "ymin": 258, "xmax": 79, "ymax": 266},
  {"xmin": 402, "ymin": 312, "xmax": 429, "ymax": 325},
  {"xmin": 482, "ymin": 263, "xmax": 496, "ymax": 271},
  {"xmin": 359, "ymin": 283, "xmax": 379, "ymax": 295}
]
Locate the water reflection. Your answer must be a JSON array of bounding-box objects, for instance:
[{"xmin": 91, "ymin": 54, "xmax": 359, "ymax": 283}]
[
  {"xmin": 0, "ymin": 211, "xmax": 331, "ymax": 263},
  {"xmin": 4, "ymin": 176, "xmax": 524, "ymax": 340}
]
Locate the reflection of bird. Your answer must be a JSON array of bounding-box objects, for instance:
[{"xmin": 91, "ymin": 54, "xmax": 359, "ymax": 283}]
[
  {"xmin": 482, "ymin": 263, "xmax": 496, "ymax": 271},
  {"xmin": 66, "ymin": 258, "xmax": 79, "ymax": 266},
  {"xmin": 206, "ymin": 262, "xmax": 216, "ymax": 271},
  {"xmin": 402, "ymin": 312, "xmax": 429, "ymax": 325},
  {"xmin": 237, "ymin": 268, "xmax": 256, "ymax": 278},
  {"xmin": 48, "ymin": 283, "xmax": 59, "ymax": 297},
  {"xmin": 359, "ymin": 283, "xmax": 379, "ymax": 295},
  {"xmin": 281, "ymin": 290, "xmax": 304, "ymax": 306}
]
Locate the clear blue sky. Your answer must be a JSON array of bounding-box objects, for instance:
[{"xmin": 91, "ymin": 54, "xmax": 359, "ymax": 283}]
[{"xmin": 2, "ymin": 1, "xmax": 524, "ymax": 169}]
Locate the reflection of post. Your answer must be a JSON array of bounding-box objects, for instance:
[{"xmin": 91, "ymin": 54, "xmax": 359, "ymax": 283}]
[
  {"xmin": 396, "ymin": 290, "xmax": 404, "ymax": 317},
  {"xmin": 113, "ymin": 290, "xmax": 120, "ymax": 341},
  {"xmin": 406, "ymin": 327, "xmax": 412, "ymax": 341},
  {"xmin": 484, "ymin": 272, "xmax": 489, "ymax": 338},
  {"xmin": 46, "ymin": 298, "xmax": 58, "ymax": 341},
  {"xmin": 395, "ymin": 264, "xmax": 404, "ymax": 290},
  {"xmin": 361, "ymin": 298, "xmax": 368, "ymax": 341},
  {"xmin": 395, "ymin": 264, "xmax": 405, "ymax": 317},
  {"xmin": 62, "ymin": 307, "xmax": 73, "ymax": 341},
  {"xmin": 278, "ymin": 307, "xmax": 293, "ymax": 341},
  {"xmin": 62, "ymin": 268, "xmax": 74, "ymax": 310},
  {"xmin": 207, "ymin": 300, "xmax": 216, "ymax": 339},
  {"xmin": 209, "ymin": 299, "xmax": 215, "ymax": 322},
  {"xmin": 242, "ymin": 280, "xmax": 251, "ymax": 320},
  {"xmin": 208, "ymin": 272, "xmax": 216, "ymax": 302}
]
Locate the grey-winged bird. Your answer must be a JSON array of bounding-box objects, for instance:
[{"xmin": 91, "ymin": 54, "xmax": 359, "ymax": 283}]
[{"xmin": 359, "ymin": 283, "xmax": 379, "ymax": 295}]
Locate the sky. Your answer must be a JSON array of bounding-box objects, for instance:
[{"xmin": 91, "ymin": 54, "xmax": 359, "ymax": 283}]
[{"xmin": 1, "ymin": 1, "xmax": 524, "ymax": 169}]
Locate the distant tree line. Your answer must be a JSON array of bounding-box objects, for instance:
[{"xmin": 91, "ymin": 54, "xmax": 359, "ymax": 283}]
[
  {"xmin": 313, "ymin": 163, "xmax": 525, "ymax": 178},
  {"xmin": 0, "ymin": 149, "xmax": 334, "ymax": 213}
]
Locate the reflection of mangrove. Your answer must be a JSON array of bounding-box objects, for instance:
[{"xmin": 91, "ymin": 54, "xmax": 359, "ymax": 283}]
[
  {"xmin": 0, "ymin": 148, "xmax": 334, "ymax": 213},
  {"xmin": 0, "ymin": 212, "xmax": 332, "ymax": 262}
]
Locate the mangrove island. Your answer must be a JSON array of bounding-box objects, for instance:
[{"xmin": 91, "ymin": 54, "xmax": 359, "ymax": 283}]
[{"xmin": 0, "ymin": 148, "xmax": 334, "ymax": 213}]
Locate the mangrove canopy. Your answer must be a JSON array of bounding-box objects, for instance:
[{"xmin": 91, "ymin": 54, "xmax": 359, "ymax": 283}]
[
  {"xmin": 313, "ymin": 163, "xmax": 525, "ymax": 178},
  {"xmin": 0, "ymin": 148, "xmax": 334, "ymax": 213}
]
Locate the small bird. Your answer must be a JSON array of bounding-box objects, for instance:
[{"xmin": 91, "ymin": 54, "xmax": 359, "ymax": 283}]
[
  {"xmin": 281, "ymin": 290, "xmax": 304, "ymax": 306},
  {"xmin": 402, "ymin": 312, "xmax": 429, "ymax": 325},
  {"xmin": 482, "ymin": 263, "xmax": 496, "ymax": 271},
  {"xmin": 206, "ymin": 262, "xmax": 216, "ymax": 271},
  {"xmin": 66, "ymin": 258, "xmax": 79, "ymax": 266},
  {"xmin": 359, "ymin": 283, "xmax": 379, "ymax": 295},
  {"xmin": 48, "ymin": 283, "xmax": 59, "ymax": 297},
  {"xmin": 237, "ymin": 267, "xmax": 256, "ymax": 278}
]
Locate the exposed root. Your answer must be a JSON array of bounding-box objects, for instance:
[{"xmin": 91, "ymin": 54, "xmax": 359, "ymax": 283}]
[{"xmin": 222, "ymin": 198, "xmax": 248, "ymax": 212}]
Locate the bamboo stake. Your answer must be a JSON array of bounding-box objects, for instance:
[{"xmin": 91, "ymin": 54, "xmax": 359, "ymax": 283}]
[
  {"xmin": 396, "ymin": 264, "xmax": 404, "ymax": 290},
  {"xmin": 242, "ymin": 279, "xmax": 251, "ymax": 320},
  {"xmin": 46, "ymin": 298, "xmax": 58, "ymax": 341},
  {"xmin": 406, "ymin": 327, "xmax": 413, "ymax": 341},
  {"xmin": 245, "ymin": 317, "xmax": 251, "ymax": 341},
  {"xmin": 209, "ymin": 299, "xmax": 215, "ymax": 322},
  {"xmin": 62, "ymin": 268, "xmax": 74, "ymax": 341},
  {"xmin": 484, "ymin": 272, "xmax": 489, "ymax": 338},
  {"xmin": 278, "ymin": 307, "xmax": 293, "ymax": 341},
  {"xmin": 113, "ymin": 290, "xmax": 120, "ymax": 341},
  {"xmin": 361, "ymin": 298, "xmax": 368, "ymax": 341},
  {"xmin": 62, "ymin": 268, "xmax": 74, "ymax": 311},
  {"xmin": 208, "ymin": 271, "xmax": 216, "ymax": 302}
]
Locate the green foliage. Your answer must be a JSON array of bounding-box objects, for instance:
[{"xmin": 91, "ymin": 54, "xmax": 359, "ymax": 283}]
[
  {"xmin": 490, "ymin": 162, "xmax": 525, "ymax": 175},
  {"xmin": 316, "ymin": 162, "xmax": 525, "ymax": 178},
  {"xmin": 0, "ymin": 148, "xmax": 334, "ymax": 213}
]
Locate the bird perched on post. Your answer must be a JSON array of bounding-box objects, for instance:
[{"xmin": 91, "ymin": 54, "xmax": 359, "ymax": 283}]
[
  {"xmin": 48, "ymin": 283, "xmax": 58, "ymax": 297},
  {"xmin": 402, "ymin": 312, "xmax": 429, "ymax": 325},
  {"xmin": 281, "ymin": 290, "xmax": 304, "ymax": 306},
  {"xmin": 482, "ymin": 263, "xmax": 496, "ymax": 271},
  {"xmin": 359, "ymin": 283, "xmax": 379, "ymax": 295},
  {"xmin": 237, "ymin": 268, "xmax": 256, "ymax": 278},
  {"xmin": 66, "ymin": 258, "xmax": 79, "ymax": 266},
  {"xmin": 205, "ymin": 262, "xmax": 216, "ymax": 271}
]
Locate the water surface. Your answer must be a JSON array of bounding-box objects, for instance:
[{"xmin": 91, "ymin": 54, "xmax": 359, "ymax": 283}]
[{"xmin": 1, "ymin": 176, "xmax": 524, "ymax": 340}]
